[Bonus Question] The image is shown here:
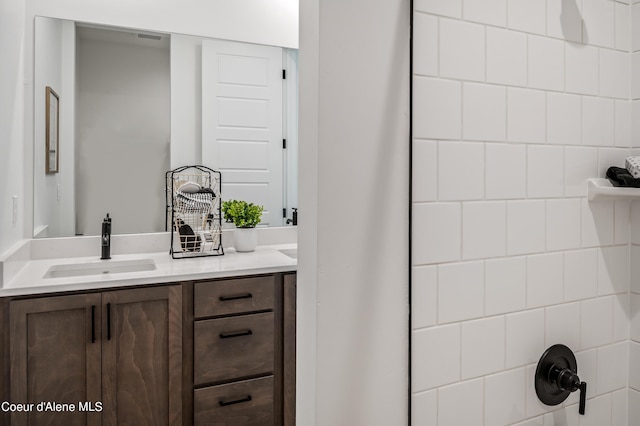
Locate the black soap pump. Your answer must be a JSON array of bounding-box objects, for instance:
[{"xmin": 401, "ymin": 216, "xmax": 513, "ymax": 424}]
[{"xmin": 101, "ymin": 213, "xmax": 111, "ymax": 260}]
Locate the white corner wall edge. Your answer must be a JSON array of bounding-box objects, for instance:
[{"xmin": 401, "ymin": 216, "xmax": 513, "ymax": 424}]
[{"xmin": 587, "ymin": 178, "xmax": 640, "ymax": 201}]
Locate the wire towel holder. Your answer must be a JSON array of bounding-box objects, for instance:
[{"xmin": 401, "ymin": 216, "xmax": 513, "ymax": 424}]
[{"xmin": 165, "ymin": 165, "xmax": 224, "ymax": 258}]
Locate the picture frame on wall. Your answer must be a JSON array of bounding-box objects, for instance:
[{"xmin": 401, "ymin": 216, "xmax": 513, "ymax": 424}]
[{"xmin": 45, "ymin": 86, "xmax": 59, "ymax": 174}]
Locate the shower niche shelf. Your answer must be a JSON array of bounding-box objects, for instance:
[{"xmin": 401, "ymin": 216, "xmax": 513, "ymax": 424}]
[{"xmin": 588, "ymin": 178, "xmax": 640, "ymax": 201}]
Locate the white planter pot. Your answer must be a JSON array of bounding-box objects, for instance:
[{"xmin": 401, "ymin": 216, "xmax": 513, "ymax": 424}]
[{"xmin": 234, "ymin": 227, "xmax": 258, "ymax": 252}]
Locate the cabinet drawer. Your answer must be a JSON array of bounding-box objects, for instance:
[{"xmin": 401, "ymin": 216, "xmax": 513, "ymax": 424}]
[
  {"xmin": 194, "ymin": 312, "xmax": 275, "ymax": 385},
  {"xmin": 194, "ymin": 376, "xmax": 274, "ymax": 426},
  {"xmin": 194, "ymin": 276, "xmax": 275, "ymax": 318}
]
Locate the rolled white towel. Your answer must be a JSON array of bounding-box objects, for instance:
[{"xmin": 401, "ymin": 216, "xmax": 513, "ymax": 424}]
[{"xmin": 625, "ymin": 156, "xmax": 640, "ymax": 178}]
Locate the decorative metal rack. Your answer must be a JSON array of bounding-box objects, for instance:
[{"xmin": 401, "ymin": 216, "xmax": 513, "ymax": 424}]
[{"xmin": 165, "ymin": 165, "xmax": 224, "ymax": 259}]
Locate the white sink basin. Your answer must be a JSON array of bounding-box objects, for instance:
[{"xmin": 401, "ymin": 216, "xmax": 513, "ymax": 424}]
[
  {"xmin": 279, "ymin": 249, "xmax": 297, "ymax": 259},
  {"xmin": 43, "ymin": 259, "xmax": 156, "ymax": 279}
]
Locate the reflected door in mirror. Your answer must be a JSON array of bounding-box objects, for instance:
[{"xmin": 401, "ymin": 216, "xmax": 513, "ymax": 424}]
[{"xmin": 202, "ymin": 39, "xmax": 283, "ymax": 226}]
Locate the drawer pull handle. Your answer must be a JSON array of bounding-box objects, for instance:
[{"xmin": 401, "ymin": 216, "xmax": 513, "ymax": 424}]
[
  {"xmin": 219, "ymin": 293, "xmax": 253, "ymax": 302},
  {"xmin": 107, "ymin": 303, "xmax": 112, "ymax": 340},
  {"xmin": 219, "ymin": 395, "xmax": 252, "ymax": 407},
  {"xmin": 91, "ymin": 305, "xmax": 96, "ymax": 343},
  {"xmin": 219, "ymin": 329, "xmax": 253, "ymax": 339}
]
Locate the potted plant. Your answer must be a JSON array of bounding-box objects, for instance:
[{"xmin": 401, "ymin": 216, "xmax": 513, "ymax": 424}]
[{"xmin": 221, "ymin": 199, "xmax": 264, "ymax": 252}]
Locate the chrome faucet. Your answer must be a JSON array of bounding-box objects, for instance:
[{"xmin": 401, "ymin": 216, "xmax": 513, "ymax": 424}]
[{"xmin": 101, "ymin": 213, "xmax": 111, "ymax": 260}]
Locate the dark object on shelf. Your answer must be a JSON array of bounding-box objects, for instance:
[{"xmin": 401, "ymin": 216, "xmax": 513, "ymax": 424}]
[
  {"xmin": 535, "ymin": 344, "xmax": 587, "ymax": 415},
  {"xmin": 166, "ymin": 165, "xmax": 224, "ymax": 259},
  {"xmin": 178, "ymin": 221, "xmax": 202, "ymax": 252},
  {"xmin": 606, "ymin": 166, "xmax": 640, "ymax": 188}
]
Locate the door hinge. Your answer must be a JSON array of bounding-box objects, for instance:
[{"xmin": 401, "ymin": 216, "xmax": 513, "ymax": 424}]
[
  {"xmin": 282, "ymin": 69, "xmax": 286, "ymax": 79},
  {"xmin": 283, "ymin": 139, "xmax": 287, "ymax": 149},
  {"xmin": 283, "ymin": 208, "xmax": 287, "ymax": 218}
]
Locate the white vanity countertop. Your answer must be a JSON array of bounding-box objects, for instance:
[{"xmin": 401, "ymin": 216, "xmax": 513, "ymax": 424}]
[{"xmin": 1, "ymin": 243, "xmax": 297, "ymax": 297}]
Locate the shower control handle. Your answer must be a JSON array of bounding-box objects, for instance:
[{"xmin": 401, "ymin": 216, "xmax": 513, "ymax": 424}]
[
  {"xmin": 550, "ymin": 365, "xmax": 579, "ymax": 392},
  {"xmin": 548, "ymin": 364, "xmax": 586, "ymax": 414},
  {"xmin": 579, "ymin": 382, "xmax": 586, "ymax": 415},
  {"xmin": 535, "ymin": 344, "xmax": 587, "ymax": 416}
]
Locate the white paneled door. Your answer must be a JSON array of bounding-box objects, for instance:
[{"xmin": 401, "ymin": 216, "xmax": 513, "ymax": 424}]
[{"xmin": 202, "ymin": 39, "xmax": 283, "ymax": 226}]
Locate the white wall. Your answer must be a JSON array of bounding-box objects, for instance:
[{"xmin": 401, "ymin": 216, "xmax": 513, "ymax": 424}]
[
  {"xmin": 0, "ymin": 0, "xmax": 26, "ymax": 254},
  {"xmin": 33, "ymin": 17, "xmax": 76, "ymax": 238},
  {"xmin": 412, "ymin": 1, "xmax": 634, "ymax": 425},
  {"xmin": 26, "ymin": 0, "xmax": 298, "ymax": 49},
  {"xmin": 298, "ymin": 0, "xmax": 410, "ymax": 425},
  {"xmin": 75, "ymin": 36, "xmax": 170, "ymax": 236}
]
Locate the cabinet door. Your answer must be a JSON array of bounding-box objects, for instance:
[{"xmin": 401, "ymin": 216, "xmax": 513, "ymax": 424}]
[
  {"xmin": 101, "ymin": 285, "xmax": 182, "ymax": 426},
  {"xmin": 10, "ymin": 293, "xmax": 102, "ymax": 426}
]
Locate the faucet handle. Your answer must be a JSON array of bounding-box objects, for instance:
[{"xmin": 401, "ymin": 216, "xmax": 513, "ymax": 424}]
[
  {"xmin": 578, "ymin": 381, "xmax": 586, "ymax": 415},
  {"xmin": 535, "ymin": 344, "xmax": 587, "ymax": 416}
]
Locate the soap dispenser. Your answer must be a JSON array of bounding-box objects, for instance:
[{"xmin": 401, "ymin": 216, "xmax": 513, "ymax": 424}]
[{"xmin": 101, "ymin": 213, "xmax": 111, "ymax": 260}]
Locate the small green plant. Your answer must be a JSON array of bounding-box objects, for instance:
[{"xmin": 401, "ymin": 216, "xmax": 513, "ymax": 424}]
[{"xmin": 221, "ymin": 200, "xmax": 264, "ymax": 228}]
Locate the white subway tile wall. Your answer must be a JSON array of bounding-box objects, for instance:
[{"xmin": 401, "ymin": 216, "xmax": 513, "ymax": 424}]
[
  {"xmin": 487, "ymin": 27, "xmax": 528, "ymax": 86},
  {"xmin": 615, "ymin": 101, "xmax": 631, "ymax": 147},
  {"xmin": 462, "ymin": 201, "xmax": 507, "ymax": 259},
  {"xmin": 463, "ymin": 0, "xmax": 507, "ymax": 27},
  {"xmin": 506, "ymin": 309, "xmax": 545, "ymax": 368},
  {"xmin": 547, "ymin": 92, "xmax": 582, "ymax": 145},
  {"xmin": 439, "ymin": 19, "xmax": 486, "ymax": 81},
  {"xmin": 508, "ymin": 88, "xmax": 547, "ymax": 143},
  {"xmin": 632, "ymin": 102, "xmax": 640, "ymax": 142},
  {"xmin": 486, "ymin": 256, "xmax": 527, "ymax": 315},
  {"xmin": 582, "ymin": 97, "xmax": 615, "ymax": 147},
  {"xmin": 411, "ymin": 0, "xmax": 637, "ymax": 424},
  {"xmin": 612, "ymin": 388, "xmax": 629, "ymax": 426},
  {"xmin": 632, "ymin": 53, "xmax": 640, "ymax": 99},
  {"xmin": 463, "ymin": 82, "xmax": 507, "ymax": 141},
  {"xmin": 616, "ymin": 3, "xmax": 632, "ymax": 51},
  {"xmin": 528, "ymin": 36, "xmax": 565, "ymax": 91},
  {"xmin": 438, "ymin": 378, "xmax": 484, "ymax": 425},
  {"xmin": 485, "ymin": 368, "xmax": 527, "ymax": 425},
  {"xmin": 565, "ymin": 43, "xmax": 599, "ymax": 96},
  {"xmin": 564, "ymin": 146, "xmax": 598, "ymax": 196},
  {"xmin": 486, "ymin": 143, "xmax": 528, "ymax": 198},
  {"xmin": 461, "ymin": 316, "xmax": 506, "ymax": 378},
  {"xmin": 599, "ymin": 49, "xmax": 630, "ymax": 99},
  {"xmin": 508, "ymin": 0, "xmax": 547, "ymax": 35}
]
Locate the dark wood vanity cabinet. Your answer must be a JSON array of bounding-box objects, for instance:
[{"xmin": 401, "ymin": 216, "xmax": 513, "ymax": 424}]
[
  {"xmin": 186, "ymin": 273, "xmax": 296, "ymax": 426},
  {"xmin": 7, "ymin": 285, "xmax": 183, "ymax": 426},
  {"xmin": 2, "ymin": 271, "xmax": 296, "ymax": 426}
]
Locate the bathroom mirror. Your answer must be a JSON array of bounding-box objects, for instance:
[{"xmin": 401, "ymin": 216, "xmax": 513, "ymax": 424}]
[{"xmin": 33, "ymin": 16, "xmax": 298, "ymax": 238}]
